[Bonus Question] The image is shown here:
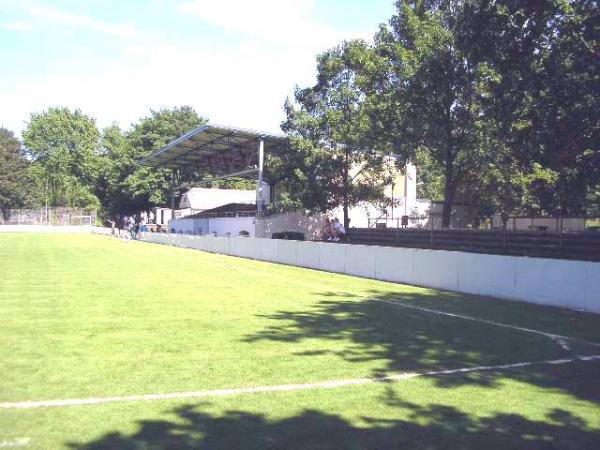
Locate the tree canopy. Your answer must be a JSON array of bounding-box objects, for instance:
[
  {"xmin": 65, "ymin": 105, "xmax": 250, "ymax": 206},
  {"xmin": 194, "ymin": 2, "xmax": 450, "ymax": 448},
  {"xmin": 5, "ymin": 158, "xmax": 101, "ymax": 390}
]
[
  {"xmin": 281, "ymin": 41, "xmax": 396, "ymax": 228},
  {"xmin": 23, "ymin": 107, "xmax": 101, "ymax": 210},
  {"xmin": 0, "ymin": 128, "xmax": 33, "ymax": 218},
  {"xmin": 3, "ymin": 0, "xmax": 598, "ymax": 228},
  {"xmin": 278, "ymin": 0, "xmax": 599, "ymax": 227}
]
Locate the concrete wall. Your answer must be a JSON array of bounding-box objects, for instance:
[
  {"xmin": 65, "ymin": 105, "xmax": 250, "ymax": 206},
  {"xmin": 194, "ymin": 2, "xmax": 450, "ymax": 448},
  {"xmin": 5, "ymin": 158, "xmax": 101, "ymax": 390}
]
[
  {"xmin": 138, "ymin": 233, "xmax": 600, "ymax": 314},
  {"xmin": 169, "ymin": 218, "xmax": 198, "ymax": 234},
  {"xmin": 207, "ymin": 217, "xmax": 255, "ymax": 237},
  {"xmin": 169, "ymin": 217, "xmax": 255, "ymax": 237},
  {"xmin": 256, "ymin": 211, "xmax": 324, "ymax": 240}
]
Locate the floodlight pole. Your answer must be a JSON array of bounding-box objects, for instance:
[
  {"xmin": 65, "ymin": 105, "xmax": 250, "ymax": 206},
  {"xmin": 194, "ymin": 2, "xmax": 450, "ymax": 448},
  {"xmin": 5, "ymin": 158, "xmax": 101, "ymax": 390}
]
[{"xmin": 256, "ymin": 138, "xmax": 264, "ymax": 216}]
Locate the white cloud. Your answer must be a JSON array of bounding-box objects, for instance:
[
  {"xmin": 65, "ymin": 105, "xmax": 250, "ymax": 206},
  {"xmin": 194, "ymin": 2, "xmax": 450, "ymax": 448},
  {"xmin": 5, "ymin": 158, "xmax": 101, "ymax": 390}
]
[
  {"xmin": 25, "ymin": 3, "xmax": 138, "ymax": 39},
  {"xmin": 0, "ymin": 21, "xmax": 34, "ymax": 32},
  {"xmin": 2, "ymin": 1, "xmax": 385, "ymax": 137},
  {"xmin": 180, "ymin": 0, "xmax": 342, "ymax": 49},
  {"xmin": 3, "ymin": 41, "xmax": 297, "ymax": 135}
]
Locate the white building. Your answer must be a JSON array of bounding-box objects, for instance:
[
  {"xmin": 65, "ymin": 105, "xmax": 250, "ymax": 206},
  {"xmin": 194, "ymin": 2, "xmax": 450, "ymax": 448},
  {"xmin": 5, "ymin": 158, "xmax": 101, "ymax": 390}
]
[
  {"xmin": 170, "ymin": 202, "xmax": 257, "ymax": 236},
  {"xmin": 175, "ymin": 186, "xmax": 269, "ymax": 218},
  {"xmin": 334, "ymin": 162, "xmax": 419, "ymax": 228},
  {"xmin": 169, "ymin": 186, "xmax": 271, "ymax": 236}
]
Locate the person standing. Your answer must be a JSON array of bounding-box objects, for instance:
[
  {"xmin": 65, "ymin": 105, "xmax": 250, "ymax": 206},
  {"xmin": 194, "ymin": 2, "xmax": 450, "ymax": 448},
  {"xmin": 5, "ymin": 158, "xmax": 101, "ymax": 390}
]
[
  {"xmin": 332, "ymin": 218, "xmax": 346, "ymax": 242},
  {"xmin": 322, "ymin": 217, "xmax": 333, "ymax": 241}
]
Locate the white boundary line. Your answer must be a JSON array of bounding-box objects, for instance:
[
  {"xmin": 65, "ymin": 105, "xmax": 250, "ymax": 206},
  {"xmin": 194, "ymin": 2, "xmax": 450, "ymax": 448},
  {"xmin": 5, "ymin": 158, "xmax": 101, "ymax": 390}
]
[
  {"xmin": 2, "ymin": 355, "xmax": 599, "ymax": 410},
  {"xmin": 0, "ymin": 439, "xmax": 30, "ymax": 448},
  {"xmin": 370, "ymin": 298, "xmax": 600, "ymax": 348}
]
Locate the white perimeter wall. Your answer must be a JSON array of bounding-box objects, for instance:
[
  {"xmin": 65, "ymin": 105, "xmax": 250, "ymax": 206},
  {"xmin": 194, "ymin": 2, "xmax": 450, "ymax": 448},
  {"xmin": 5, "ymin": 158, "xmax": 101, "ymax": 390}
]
[{"xmin": 132, "ymin": 233, "xmax": 599, "ymax": 314}]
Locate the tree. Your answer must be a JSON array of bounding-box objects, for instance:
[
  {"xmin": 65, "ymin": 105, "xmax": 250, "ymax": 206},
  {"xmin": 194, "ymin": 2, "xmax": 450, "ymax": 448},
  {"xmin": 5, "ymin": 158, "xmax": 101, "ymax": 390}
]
[
  {"xmin": 464, "ymin": 0, "xmax": 600, "ymax": 216},
  {"xmin": 365, "ymin": 0, "xmax": 501, "ymax": 228},
  {"xmin": 96, "ymin": 107, "xmax": 207, "ymax": 220},
  {"xmin": 0, "ymin": 128, "xmax": 33, "ymax": 218},
  {"xmin": 95, "ymin": 124, "xmax": 141, "ymax": 219},
  {"xmin": 281, "ymin": 41, "xmax": 395, "ymax": 228},
  {"xmin": 22, "ymin": 107, "xmax": 101, "ymax": 209},
  {"xmin": 125, "ymin": 106, "xmax": 207, "ymax": 210}
]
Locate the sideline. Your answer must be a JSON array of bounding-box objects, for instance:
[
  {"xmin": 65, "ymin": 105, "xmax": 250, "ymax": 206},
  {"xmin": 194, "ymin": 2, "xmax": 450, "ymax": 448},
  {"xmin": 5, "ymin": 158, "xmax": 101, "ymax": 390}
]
[
  {"xmin": 371, "ymin": 298, "xmax": 600, "ymax": 348},
  {"xmin": 0, "ymin": 438, "xmax": 30, "ymax": 448},
  {"xmin": 2, "ymin": 355, "xmax": 599, "ymax": 410}
]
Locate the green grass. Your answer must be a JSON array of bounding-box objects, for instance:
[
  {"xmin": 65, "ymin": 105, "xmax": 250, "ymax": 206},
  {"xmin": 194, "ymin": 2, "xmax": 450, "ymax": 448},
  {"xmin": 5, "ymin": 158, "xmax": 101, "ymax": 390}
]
[{"xmin": 1, "ymin": 233, "xmax": 599, "ymax": 449}]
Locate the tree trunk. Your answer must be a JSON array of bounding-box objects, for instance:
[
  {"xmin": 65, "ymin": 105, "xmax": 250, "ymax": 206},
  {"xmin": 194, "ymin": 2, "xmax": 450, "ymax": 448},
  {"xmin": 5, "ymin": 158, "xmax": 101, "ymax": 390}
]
[
  {"xmin": 343, "ymin": 149, "xmax": 350, "ymax": 230},
  {"xmin": 441, "ymin": 158, "xmax": 455, "ymax": 228},
  {"xmin": 343, "ymin": 202, "xmax": 349, "ymax": 230}
]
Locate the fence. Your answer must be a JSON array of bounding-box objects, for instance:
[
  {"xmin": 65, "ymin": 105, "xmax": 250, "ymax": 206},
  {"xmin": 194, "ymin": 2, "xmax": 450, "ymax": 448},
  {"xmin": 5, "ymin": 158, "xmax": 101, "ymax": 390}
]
[
  {"xmin": 131, "ymin": 233, "xmax": 600, "ymax": 314},
  {"xmin": 347, "ymin": 228, "xmax": 600, "ymax": 262},
  {"xmin": 0, "ymin": 208, "xmax": 97, "ymax": 226}
]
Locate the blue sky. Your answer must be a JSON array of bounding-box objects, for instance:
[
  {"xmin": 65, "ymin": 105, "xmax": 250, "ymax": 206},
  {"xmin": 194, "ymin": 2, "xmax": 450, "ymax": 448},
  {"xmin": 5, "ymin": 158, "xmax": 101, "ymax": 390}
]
[{"xmin": 0, "ymin": 0, "xmax": 396, "ymax": 136}]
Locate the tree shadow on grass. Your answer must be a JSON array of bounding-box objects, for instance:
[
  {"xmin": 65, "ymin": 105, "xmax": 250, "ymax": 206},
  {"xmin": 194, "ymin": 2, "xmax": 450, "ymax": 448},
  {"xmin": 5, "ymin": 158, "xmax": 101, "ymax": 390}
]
[
  {"xmin": 68, "ymin": 403, "xmax": 600, "ymax": 450},
  {"xmin": 244, "ymin": 289, "xmax": 600, "ymax": 400}
]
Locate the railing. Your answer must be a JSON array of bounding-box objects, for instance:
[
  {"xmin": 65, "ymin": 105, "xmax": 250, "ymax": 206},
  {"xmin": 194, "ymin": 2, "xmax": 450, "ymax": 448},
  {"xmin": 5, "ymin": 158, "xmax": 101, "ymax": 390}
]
[
  {"xmin": 347, "ymin": 227, "xmax": 600, "ymax": 261},
  {"xmin": 200, "ymin": 211, "xmax": 256, "ymax": 218},
  {"xmin": 0, "ymin": 208, "xmax": 97, "ymax": 226}
]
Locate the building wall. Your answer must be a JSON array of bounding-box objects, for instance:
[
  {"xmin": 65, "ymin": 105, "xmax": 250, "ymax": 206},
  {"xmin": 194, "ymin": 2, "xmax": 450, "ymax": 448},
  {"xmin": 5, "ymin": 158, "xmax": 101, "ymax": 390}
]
[
  {"xmin": 169, "ymin": 216, "xmax": 254, "ymax": 237},
  {"xmin": 256, "ymin": 211, "xmax": 324, "ymax": 239},
  {"xmin": 179, "ymin": 186, "xmax": 270, "ymax": 210},
  {"xmin": 206, "ymin": 217, "xmax": 256, "ymax": 237}
]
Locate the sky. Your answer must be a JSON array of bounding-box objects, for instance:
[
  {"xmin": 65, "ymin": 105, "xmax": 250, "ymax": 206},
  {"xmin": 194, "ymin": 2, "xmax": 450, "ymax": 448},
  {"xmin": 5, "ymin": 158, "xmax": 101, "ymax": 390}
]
[{"xmin": 0, "ymin": 0, "xmax": 396, "ymax": 137}]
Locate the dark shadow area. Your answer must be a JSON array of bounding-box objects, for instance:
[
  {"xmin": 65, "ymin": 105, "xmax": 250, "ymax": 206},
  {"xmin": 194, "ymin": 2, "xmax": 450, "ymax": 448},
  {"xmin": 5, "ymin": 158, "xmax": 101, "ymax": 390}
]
[
  {"xmin": 244, "ymin": 289, "xmax": 600, "ymax": 401},
  {"xmin": 68, "ymin": 403, "xmax": 600, "ymax": 450},
  {"xmin": 68, "ymin": 291, "xmax": 600, "ymax": 449},
  {"xmin": 352, "ymin": 288, "xmax": 600, "ymax": 344}
]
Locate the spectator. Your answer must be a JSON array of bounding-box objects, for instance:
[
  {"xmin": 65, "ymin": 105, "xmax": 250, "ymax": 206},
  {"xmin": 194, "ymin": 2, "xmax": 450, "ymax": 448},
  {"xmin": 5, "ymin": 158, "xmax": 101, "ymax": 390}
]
[
  {"xmin": 322, "ymin": 217, "xmax": 334, "ymax": 241},
  {"xmin": 123, "ymin": 216, "xmax": 134, "ymax": 240},
  {"xmin": 332, "ymin": 218, "xmax": 346, "ymax": 242}
]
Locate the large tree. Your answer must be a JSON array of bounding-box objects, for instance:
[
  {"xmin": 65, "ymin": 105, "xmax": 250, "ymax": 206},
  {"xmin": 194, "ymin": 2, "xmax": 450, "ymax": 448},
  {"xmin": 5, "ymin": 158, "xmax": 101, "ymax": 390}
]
[
  {"xmin": 95, "ymin": 124, "xmax": 141, "ymax": 219},
  {"xmin": 281, "ymin": 41, "xmax": 395, "ymax": 228},
  {"xmin": 365, "ymin": 0, "xmax": 501, "ymax": 228},
  {"xmin": 22, "ymin": 107, "xmax": 101, "ymax": 209},
  {"xmin": 0, "ymin": 128, "xmax": 33, "ymax": 218},
  {"xmin": 478, "ymin": 0, "xmax": 600, "ymax": 216},
  {"xmin": 97, "ymin": 107, "xmax": 207, "ymax": 219}
]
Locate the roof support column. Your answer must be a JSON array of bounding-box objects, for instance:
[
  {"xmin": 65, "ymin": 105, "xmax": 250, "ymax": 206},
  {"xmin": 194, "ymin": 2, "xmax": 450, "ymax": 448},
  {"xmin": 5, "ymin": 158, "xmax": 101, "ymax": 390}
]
[
  {"xmin": 170, "ymin": 169, "xmax": 178, "ymax": 211},
  {"xmin": 256, "ymin": 138, "xmax": 264, "ymax": 216}
]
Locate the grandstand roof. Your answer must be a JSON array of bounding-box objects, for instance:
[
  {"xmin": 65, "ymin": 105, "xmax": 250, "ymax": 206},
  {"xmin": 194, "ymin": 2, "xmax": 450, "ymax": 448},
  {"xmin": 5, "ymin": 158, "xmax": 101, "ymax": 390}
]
[{"xmin": 141, "ymin": 124, "xmax": 289, "ymax": 174}]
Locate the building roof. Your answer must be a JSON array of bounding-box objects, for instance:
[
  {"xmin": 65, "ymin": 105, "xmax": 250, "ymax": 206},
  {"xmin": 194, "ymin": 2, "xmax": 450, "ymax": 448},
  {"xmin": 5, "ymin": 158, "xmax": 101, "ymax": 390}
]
[{"xmin": 141, "ymin": 124, "xmax": 289, "ymax": 173}]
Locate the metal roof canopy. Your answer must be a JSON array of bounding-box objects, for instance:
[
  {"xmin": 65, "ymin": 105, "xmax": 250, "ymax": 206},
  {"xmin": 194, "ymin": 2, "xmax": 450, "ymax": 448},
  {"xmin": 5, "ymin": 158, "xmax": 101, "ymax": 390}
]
[
  {"xmin": 141, "ymin": 124, "xmax": 289, "ymax": 214},
  {"xmin": 141, "ymin": 124, "xmax": 288, "ymax": 173}
]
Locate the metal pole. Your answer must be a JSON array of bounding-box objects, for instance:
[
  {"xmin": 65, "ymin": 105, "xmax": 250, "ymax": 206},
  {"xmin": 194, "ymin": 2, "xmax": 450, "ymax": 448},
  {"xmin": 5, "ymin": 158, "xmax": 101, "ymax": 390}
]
[
  {"xmin": 170, "ymin": 169, "xmax": 178, "ymax": 214},
  {"xmin": 404, "ymin": 167, "xmax": 408, "ymax": 217},
  {"xmin": 45, "ymin": 179, "xmax": 49, "ymax": 225},
  {"xmin": 430, "ymin": 213, "xmax": 434, "ymax": 249},
  {"xmin": 391, "ymin": 182, "xmax": 394, "ymax": 222},
  {"xmin": 559, "ymin": 214, "xmax": 564, "ymax": 256},
  {"xmin": 256, "ymin": 138, "xmax": 264, "ymax": 216}
]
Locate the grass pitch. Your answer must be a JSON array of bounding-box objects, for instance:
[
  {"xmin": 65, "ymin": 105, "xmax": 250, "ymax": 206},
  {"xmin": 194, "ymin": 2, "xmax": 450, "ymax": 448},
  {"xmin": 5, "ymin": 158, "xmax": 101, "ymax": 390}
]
[{"xmin": 1, "ymin": 233, "xmax": 599, "ymax": 449}]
